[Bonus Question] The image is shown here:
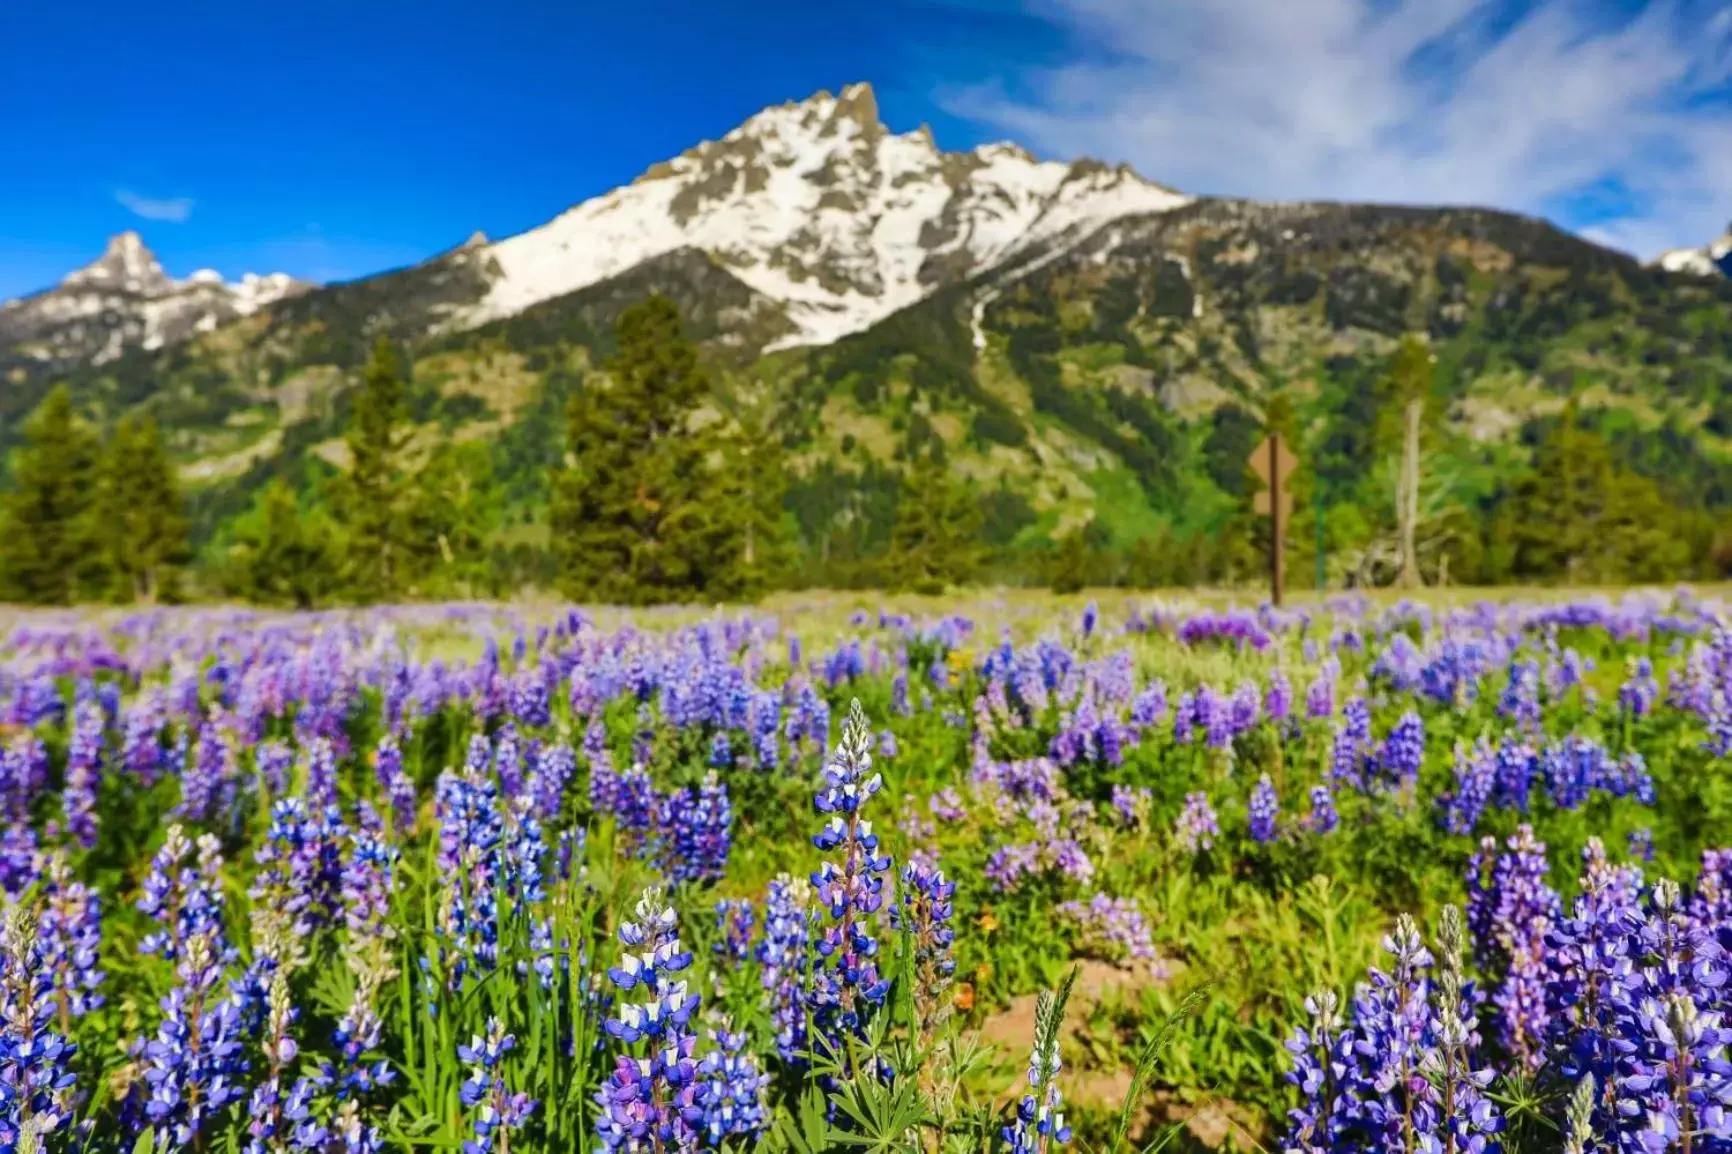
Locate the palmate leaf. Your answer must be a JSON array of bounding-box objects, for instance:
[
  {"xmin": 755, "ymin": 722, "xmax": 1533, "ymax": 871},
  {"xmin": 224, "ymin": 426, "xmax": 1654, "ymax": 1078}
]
[
  {"xmin": 768, "ymin": 1085, "xmax": 837, "ymax": 1154},
  {"xmin": 828, "ymin": 1073, "xmax": 930, "ymax": 1153}
]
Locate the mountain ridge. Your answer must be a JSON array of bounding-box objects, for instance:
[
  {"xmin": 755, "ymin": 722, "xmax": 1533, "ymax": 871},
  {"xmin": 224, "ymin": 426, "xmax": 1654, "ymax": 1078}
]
[{"xmin": 4, "ymin": 84, "xmax": 1732, "ymax": 588}]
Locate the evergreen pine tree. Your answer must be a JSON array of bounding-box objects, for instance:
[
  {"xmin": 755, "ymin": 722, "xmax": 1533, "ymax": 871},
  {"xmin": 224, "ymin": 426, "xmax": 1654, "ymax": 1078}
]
[
  {"xmin": 231, "ymin": 479, "xmax": 339, "ymax": 609},
  {"xmin": 717, "ymin": 392, "xmax": 794, "ymax": 598},
  {"xmin": 1503, "ymin": 403, "xmax": 1694, "ymax": 583},
  {"xmin": 334, "ymin": 336, "xmax": 412, "ymax": 602},
  {"xmin": 0, "ymin": 385, "xmax": 103, "ymax": 605},
  {"xmin": 95, "ymin": 413, "xmax": 190, "ymax": 603},
  {"xmin": 887, "ymin": 447, "xmax": 983, "ymax": 594},
  {"xmin": 551, "ymin": 296, "xmax": 740, "ymax": 604},
  {"xmin": 405, "ymin": 442, "xmax": 500, "ymax": 597},
  {"xmin": 1049, "ymin": 530, "xmax": 1090, "ymax": 594}
]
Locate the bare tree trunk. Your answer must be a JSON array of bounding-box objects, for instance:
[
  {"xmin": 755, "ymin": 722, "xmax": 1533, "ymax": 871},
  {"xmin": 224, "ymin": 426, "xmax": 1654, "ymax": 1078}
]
[{"xmin": 1397, "ymin": 397, "xmax": 1424, "ymax": 589}]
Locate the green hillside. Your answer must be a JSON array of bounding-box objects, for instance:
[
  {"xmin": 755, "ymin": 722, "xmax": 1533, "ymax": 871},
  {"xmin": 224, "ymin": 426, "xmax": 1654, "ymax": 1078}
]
[{"xmin": 12, "ymin": 198, "xmax": 1732, "ymax": 597}]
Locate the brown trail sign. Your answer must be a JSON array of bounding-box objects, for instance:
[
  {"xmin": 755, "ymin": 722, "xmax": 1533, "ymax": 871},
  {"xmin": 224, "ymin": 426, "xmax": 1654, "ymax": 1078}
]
[{"xmin": 1248, "ymin": 434, "xmax": 1298, "ymax": 606}]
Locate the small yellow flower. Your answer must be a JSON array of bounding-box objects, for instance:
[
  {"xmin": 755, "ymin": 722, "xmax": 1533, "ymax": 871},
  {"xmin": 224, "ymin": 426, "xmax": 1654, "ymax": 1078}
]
[
  {"xmin": 977, "ymin": 910, "xmax": 999, "ymax": 934},
  {"xmin": 954, "ymin": 982, "xmax": 976, "ymax": 1011}
]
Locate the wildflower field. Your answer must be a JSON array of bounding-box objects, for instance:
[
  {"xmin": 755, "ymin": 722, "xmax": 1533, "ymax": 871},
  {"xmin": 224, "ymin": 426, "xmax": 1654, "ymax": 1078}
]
[{"xmin": 2, "ymin": 589, "xmax": 1731, "ymax": 1154}]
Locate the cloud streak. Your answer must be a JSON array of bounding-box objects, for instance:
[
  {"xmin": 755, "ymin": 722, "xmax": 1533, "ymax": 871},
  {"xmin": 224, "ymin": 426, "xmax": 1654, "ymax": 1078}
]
[
  {"xmin": 940, "ymin": 0, "xmax": 1732, "ymax": 258},
  {"xmin": 115, "ymin": 189, "xmax": 196, "ymax": 223}
]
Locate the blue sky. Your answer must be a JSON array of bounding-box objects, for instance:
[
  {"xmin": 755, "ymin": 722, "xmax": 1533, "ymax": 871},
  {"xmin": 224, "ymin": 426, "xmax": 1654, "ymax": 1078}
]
[{"xmin": 2, "ymin": 0, "xmax": 1729, "ymax": 299}]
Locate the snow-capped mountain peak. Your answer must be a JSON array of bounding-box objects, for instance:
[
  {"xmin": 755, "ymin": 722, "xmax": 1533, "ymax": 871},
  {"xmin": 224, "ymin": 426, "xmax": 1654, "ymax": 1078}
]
[
  {"xmin": 62, "ymin": 231, "xmax": 174, "ymax": 294},
  {"xmin": 1654, "ymin": 223, "xmax": 1732, "ymax": 278},
  {"xmin": 465, "ymin": 83, "xmax": 1191, "ymax": 348},
  {"xmin": 0, "ymin": 232, "xmax": 309, "ymax": 369}
]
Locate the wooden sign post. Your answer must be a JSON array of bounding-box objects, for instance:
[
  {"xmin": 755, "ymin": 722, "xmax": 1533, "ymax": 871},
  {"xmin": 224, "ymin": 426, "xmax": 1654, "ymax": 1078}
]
[{"xmin": 1249, "ymin": 433, "xmax": 1298, "ymax": 606}]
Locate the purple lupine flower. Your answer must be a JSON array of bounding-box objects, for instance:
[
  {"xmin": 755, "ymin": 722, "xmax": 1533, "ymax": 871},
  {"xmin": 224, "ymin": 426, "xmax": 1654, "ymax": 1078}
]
[
  {"xmin": 137, "ymin": 826, "xmax": 226, "ymax": 962},
  {"xmin": 1427, "ymin": 905, "xmax": 1505, "ymax": 1152},
  {"xmin": 250, "ymin": 797, "xmax": 347, "ymax": 953},
  {"xmin": 1283, "ymin": 988, "xmax": 1347, "ymax": 1151},
  {"xmin": 1056, "ymin": 893, "xmax": 1157, "ymax": 967},
  {"xmin": 122, "ymin": 692, "xmax": 169, "ymax": 786},
  {"xmin": 1197, "ymin": 686, "xmax": 1235, "ymax": 750},
  {"xmin": 1305, "ymin": 785, "xmax": 1339, "ymax": 836},
  {"xmin": 713, "ymin": 900, "xmax": 755, "ymax": 965},
  {"xmin": 434, "ymin": 767, "xmax": 505, "ymax": 984},
  {"xmin": 1129, "ymin": 682, "xmax": 1167, "ymax": 729},
  {"xmin": 1464, "ymin": 825, "xmax": 1559, "ymax": 1070},
  {"xmin": 807, "ymin": 700, "xmax": 892, "ymax": 1063},
  {"xmin": 1542, "ymin": 738, "xmax": 1596, "ymax": 811},
  {"xmin": 594, "ymin": 889, "xmax": 701, "ymax": 1151},
  {"xmin": 667, "ymin": 773, "xmax": 732, "ymax": 886},
  {"xmin": 1627, "ymin": 828, "xmax": 1655, "ymax": 864},
  {"xmin": 1305, "ymin": 659, "xmax": 1339, "ymax": 720},
  {"xmin": 175, "ymin": 723, "xmax": 236, "ymax": 824},
  {"xmin": 1499, "ymin": 657, "xmax": 1542, "ymax": 733},
  {"xmin": 1334, "ymin": 915, "xmax": 1438, "ymax": 1150},
  {"xmin": 929, "ymin": 787, "xmax": 966, "ymax": 824},
  {"xmin": 757, "ymin": 875, "xmax": 812, "ymax": 1067},
  {"xmin": 1174, "ymin": 792, "xmax": 1218, "ymax": 854},
  {"xmin": 526, "ymin": 742, "xmax": 575, "ymax": 826},
  {"xmin": 509, "ymin": 673, "xmax": 552, "ymax": 729},
  {"xmin": 244, "ymin": 967, "xmax": 301, "ymax": 1154},
  {"xmin": 707, "ymin": 732, "xmax": 733, "ymax": 770},
  {"xmin": 1619, "ymin": 656, "xmax": 1659, "ymax": 719},
  {"xmin": 893, "ymin": 859, "xmax": 956, "ymax": 1040},
  {"xmin": 785, "ymin": 683, "xmax": 830, "ymax": 761},
  {"xmin": 60, "ymin": 702, "xmax": 103, "ymax": 849},
  {"xmin": 341, "ymin": 820, "xmax": 399, "ymax": 940},
  {"xmin": 1372, "ymin": 710, "xmax": 1424, "ymax": 791},
  {"xmin": 1493, "ymin": 738, "xmax": 1536, "ymax": 813},
  {"xmin": 1228, "ymin": 680, "xmax": 1261, "ymax": 736},
  {"xmin": 1002, "ymin": 985, "xmax": 1073, "ymax": 1152},
  {"xmin": 0, "ymin": 901, "xmax": 80, "ymax": 1152},
  {"xmin": 254, "ymin": 741, "xmax": 293, "ymax": 797},
  {"xmin": 372, "ymin": 736, "xmax": 416, "ymax": 833},
  {"xmin": 1329, "ymin": 697, "xmax": 1371, "ymax": 791},
  {"xmin": 1622, "ymin": 984, "xmax": 1732, "ymax": 1152},
  {"xmin": 1172, "ymin": 691, "xmax": 1195, "ymax": 745},
  {"xmin": 1441, "ymin": 738, "xmax": 1497, "ymax": 836},
  {"xmin": 609, "ymin": 768, "xmax": 664, "ymax": 868},
  {"xmin": 1266, "ymin": 670, "xmax": 1294, "ymax": 725},
  {"xmin": 1176, "ymin": 610, "xmax": 1271, "ymax": 651},
  {"xmin": 36, "ymin": 852, "xmax": 104, "ymax": 1025},
  {"xmin": 1248, "ymin": 775, "xmax": 1279, "ymax": 844},
  {"xmin": 301, "ymin": 736, "xmax": 342, "ymax": 810},
  {"xmin": 1541, "ymin": 858, "xmax": 1645, "ymax": 1142},
  {"xmin": 460, "ymin": 1017, "xmax": 537, "ymax": 1154},
  {"xmin": 1109, "ymin": 785, "xmax": 1152, "ymax": 830},
  {"xmin": 695, "ymin": 1024, "xmax": 768, "ymax": 1145},
  {"xmin": 134, "ymin": 868, "xmax": 251, "ymax": 1150}
]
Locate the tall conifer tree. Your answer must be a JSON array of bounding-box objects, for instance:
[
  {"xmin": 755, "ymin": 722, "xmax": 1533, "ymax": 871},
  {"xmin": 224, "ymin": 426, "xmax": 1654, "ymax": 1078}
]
[
  {"xmin": 887, "ymin": 446, "xmax": 983, "ymax": 593},
  {"xmin": 335, "ymin": 336, "xmax": 412, "ymax": 601},
  {"xmin": 552, "ymin": 296, "xmax": 739, "ymax": 603},
  {"xmin": 0, "ymin": 385, "xmax": 102, "ymax": 605},
  {"xmin": 96, "ymin": 413, "xmax": 190, "ymax": 603}
]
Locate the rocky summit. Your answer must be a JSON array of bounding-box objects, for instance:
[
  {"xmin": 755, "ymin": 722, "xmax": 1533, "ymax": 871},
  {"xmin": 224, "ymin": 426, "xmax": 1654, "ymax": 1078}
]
[{"xmin": 0, "ymin": 231, "xmax": 307, "ymax": 378}]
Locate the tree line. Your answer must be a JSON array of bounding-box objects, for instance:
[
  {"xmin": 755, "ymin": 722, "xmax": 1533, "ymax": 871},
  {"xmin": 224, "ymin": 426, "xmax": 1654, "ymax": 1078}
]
[{"xmin": 0, "ymin": 299, "xmax": 1720, "ymax": 606}]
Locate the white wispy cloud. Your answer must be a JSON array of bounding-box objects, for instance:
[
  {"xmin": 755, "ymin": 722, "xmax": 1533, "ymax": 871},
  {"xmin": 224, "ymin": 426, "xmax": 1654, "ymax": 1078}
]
[
  {"xmin": 941, "ymin": 0, "xmax": 1732, "ymax": 258},
  {"xmin": 114, "ymin": 189, "xmax": 196, "ymax": 223}
]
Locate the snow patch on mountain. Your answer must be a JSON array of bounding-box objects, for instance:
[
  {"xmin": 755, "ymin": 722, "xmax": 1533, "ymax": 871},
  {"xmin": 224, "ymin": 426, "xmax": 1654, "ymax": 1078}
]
[
  {"xmin": 1654, "ymin": 224, "xmax": 1732, "ymax": 278},
  {"xmin": 464, "ymin": 83, "xmax": 1190, "ymax": 349}
]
